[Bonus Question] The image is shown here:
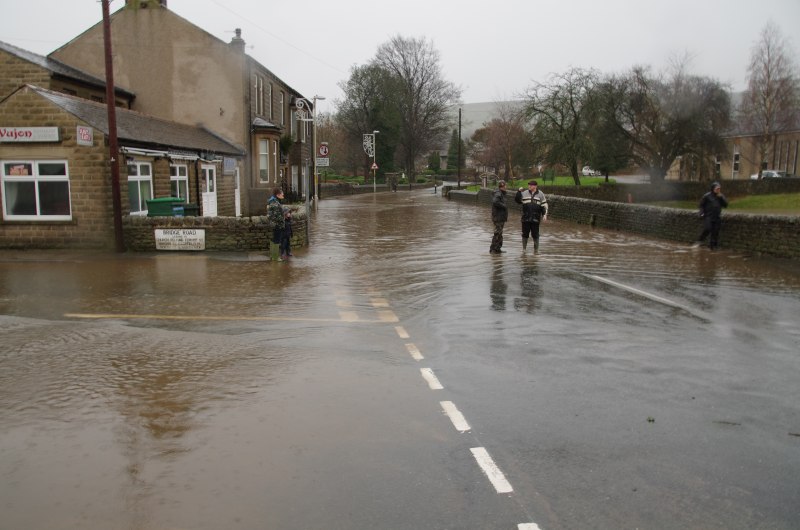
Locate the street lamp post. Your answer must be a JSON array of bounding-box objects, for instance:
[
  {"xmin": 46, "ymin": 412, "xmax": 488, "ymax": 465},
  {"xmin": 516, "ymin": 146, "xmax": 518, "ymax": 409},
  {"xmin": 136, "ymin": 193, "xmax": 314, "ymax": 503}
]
[
  {"xmin": 294, "ymin": 95, "xmax": 324, "ymax": 209},
  {"xmin": 363, "ymin": 130, "xmax": 379, "ymax": 192}
]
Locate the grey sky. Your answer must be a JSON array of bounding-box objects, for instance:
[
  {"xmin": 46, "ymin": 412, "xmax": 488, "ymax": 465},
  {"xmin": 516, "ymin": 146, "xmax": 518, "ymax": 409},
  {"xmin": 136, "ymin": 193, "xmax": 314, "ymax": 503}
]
[{"xmin": 1, "ymin": 0, "xmax": 799, "ymax": 119}]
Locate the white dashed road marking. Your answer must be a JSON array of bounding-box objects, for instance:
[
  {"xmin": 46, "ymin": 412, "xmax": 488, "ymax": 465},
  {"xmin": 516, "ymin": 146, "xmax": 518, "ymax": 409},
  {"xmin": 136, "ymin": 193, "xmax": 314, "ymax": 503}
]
[
  {"xmin": 405, "ymin": 343, "xmax": 424, "ymax": 361},
  {"xmin": 395, "ymin": 326, "xmax": 410, "ymax": 339},
  {"xmin": 440, "ymin": 401, "xmax": 471, "ymax": 432},
  {"xmin": 420, "ymin": 368, "xmax": 444, "ymax": 390},
  {"xmin": 470, "ymin": 447, "xmax": 513, "ymax": 494}
]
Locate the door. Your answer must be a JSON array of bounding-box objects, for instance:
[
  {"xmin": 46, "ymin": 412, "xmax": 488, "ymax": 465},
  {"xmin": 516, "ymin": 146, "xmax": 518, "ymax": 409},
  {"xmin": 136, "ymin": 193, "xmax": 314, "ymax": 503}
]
[
  {"xmin": 201, "ymin": 164, "xmax": 217, "ymax": 217},
  {"xmin": 234, "ymin": 168, "xmax": 241, "ymax": 217}
]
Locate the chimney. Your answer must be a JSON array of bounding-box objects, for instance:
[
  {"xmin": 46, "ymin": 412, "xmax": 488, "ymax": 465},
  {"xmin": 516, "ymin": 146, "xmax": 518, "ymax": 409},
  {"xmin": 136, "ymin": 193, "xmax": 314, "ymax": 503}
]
[
  {"xmin": 230, "ymin": 28, "xmax": 245, "ymax": 54},
  {"xmin": 125, "ymin": 0, "xmax": 167, "ymax": 8}
]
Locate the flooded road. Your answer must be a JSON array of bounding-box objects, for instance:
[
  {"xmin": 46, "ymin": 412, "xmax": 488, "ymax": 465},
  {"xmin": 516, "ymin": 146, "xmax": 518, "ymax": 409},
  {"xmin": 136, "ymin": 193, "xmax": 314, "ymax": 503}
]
[{"xmin": 1, "ymin": 189, "xmax": 799, "ymax": 529}]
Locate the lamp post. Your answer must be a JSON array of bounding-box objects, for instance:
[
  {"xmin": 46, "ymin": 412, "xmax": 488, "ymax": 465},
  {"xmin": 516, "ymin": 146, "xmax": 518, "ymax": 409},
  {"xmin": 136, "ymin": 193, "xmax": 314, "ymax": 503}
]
[
  {"xmin": 294, "ymin": 95, "xmax": 324, "ymax": 208},
  {"xmin": 363, "ymin": 130, "xmax": 379, "ymax": 192}
]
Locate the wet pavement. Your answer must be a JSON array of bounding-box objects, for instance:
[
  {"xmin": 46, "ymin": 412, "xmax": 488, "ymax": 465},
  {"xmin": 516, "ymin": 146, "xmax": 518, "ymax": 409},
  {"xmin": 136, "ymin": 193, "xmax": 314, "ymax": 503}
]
[{"xmin": 1, "ymin": 189, "xmax": 799, "ymax": 529}]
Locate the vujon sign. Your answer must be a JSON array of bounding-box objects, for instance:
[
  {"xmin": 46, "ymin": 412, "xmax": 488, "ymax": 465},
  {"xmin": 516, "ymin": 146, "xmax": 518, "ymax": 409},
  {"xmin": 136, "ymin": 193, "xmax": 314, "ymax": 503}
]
[{"xmin": 0, "ymin": 127, "xmax": 60, "ymax": 143}]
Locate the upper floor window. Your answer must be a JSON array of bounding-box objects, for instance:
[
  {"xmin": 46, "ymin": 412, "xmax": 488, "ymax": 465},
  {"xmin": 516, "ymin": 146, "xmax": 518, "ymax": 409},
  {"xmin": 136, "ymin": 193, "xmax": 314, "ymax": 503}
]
[
  {"xmin": 170, "ymin": 164, "xmax": 189, "ymax": 200},
  {"xmin": 256, "ymin": 75, "xmax": 264, "ymax": 116},
  {"xmin": 127, "ymin": 161, "xmax": 152, "ymax": 215},
  {"xmin": 280, "ymin": 91, "xmax": 285, "ymax": 126},
  {"xmin": 1, "ymin": 160, "xmax": 71, "ymax": 220},
  {"xmin": 268, "ymin": 83, "xmax": 273, "ymax": 120}
]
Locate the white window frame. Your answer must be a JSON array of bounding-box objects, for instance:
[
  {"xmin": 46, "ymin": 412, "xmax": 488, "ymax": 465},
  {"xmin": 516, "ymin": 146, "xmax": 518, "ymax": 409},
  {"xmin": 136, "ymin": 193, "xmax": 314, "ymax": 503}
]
[
  {"xmin": 256, "ymin": 75, "xmax": 264, "ymax": 116},
  {"xmin": 1, "ymin": 159, "xmax": 72, "ymax": 221},
  {"xmin": 268, "ymin": 83, "xmax": 273, "ymax": 120},
  {"xmin": 127, "ymin": 160, "xmax": 153, "ymax": 215},
  {"xmin": 272, "ymin": 139, "xmax": 278, "ymax": 183},
  {"xmin": 170, "ymin": 163, "xmax": 189, "ymax": 201},
  {"xmin": 259, "ymin": 139, "xmax": 269, "ymax": 182},
  {"xmin": 280, "ymin": 91, "xmax": 285, "ymax": 126}
]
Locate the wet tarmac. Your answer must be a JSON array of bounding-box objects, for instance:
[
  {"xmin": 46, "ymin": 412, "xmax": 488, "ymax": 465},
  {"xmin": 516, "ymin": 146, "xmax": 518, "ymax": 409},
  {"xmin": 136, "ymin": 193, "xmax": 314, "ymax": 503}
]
[{"xmin": 1, "ymin": 189, "xmax": 799, "ymax": 529}]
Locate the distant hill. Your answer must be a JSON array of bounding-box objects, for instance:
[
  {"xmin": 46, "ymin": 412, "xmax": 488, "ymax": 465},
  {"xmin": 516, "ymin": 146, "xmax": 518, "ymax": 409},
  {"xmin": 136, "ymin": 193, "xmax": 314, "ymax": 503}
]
[{"xmin": 448, "ymin": 101, "xmax": 524, "ymax": 141}]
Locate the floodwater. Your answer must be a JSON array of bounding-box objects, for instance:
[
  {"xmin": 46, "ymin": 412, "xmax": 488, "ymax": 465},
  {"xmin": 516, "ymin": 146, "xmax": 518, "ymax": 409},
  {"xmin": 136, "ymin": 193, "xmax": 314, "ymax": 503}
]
[{"xmin": 1, "ymin": 189, "xmax": 799, "ymax": 529}]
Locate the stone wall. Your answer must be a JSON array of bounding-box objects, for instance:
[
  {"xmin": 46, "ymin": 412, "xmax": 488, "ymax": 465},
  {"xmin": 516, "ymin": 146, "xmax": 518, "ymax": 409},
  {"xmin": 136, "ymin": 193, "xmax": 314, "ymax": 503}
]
[
  {"xmin": 123, "ymin": 210, "xmax": 308, "ymax": 252},
  {"xmin": 444, "ymin": 178, "xmax": 800, "ymax": 204},
  {"xmin": 448, "ymin": 189, "xmax": 799, "ymax": 259}
]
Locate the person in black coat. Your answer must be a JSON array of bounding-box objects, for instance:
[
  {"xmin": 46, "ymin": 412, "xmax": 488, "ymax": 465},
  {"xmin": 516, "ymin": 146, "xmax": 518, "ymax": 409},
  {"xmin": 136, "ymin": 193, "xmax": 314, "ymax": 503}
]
[
  {"xmin": 490, "ymin": 180, "xmax": 509, "ymax": 254},
  {"xmin": 695, "ymin": 181, "xmax": 728, "ymax": 250}
]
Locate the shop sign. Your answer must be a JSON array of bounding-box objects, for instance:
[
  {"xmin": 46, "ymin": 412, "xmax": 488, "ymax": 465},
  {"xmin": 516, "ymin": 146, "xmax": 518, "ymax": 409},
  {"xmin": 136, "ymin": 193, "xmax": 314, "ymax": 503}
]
[
  {"xmin": 0, "ymin": 126, "xmax": 60, "ymax": 143},
  {"xmin": 76, "ymin": 126, "xmax": 93, "ymax": 146},
  {"xmin": 154, "ymin": 228, "xmax": 206, "ymax": 251}
]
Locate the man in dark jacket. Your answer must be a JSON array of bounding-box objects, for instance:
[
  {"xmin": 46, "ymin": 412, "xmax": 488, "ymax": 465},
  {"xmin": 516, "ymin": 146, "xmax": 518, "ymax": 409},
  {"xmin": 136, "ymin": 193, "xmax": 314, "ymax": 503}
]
[
  {"xmin": 490, "ymin": 180, "xmax": 508, "ymax": 254},
  {"xmin": 267, "ymin": 188, "xmax": 286, "ymax": 261},
  {"xmin": 694, "ymin": 181, "xmax": 728, "ymax": 250},
  {"xmin": 515, "ymin": 180, "xmax": 549, "ymax": 252}
]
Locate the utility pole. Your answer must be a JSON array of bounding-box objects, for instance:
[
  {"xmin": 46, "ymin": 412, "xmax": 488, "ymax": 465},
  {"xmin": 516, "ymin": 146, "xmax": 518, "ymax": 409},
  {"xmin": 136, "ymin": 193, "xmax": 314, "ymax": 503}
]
[
  {"xmin": 102, "ymin": 0, "xmax": 124, "ymax": 252},
  {"xmin": 458, "ymin": 107, "xmax": 462, "ymax": 189}
]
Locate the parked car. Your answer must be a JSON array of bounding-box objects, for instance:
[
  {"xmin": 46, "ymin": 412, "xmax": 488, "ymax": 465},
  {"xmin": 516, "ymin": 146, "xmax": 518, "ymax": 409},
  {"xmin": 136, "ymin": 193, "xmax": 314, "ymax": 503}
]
[
  {"xmin": 582, "ymin": 166, "xmax": 601, "ymax": 177},
  {"xmin": 750, "ymin": 169, "xmax": 791, "ymax": 179}
]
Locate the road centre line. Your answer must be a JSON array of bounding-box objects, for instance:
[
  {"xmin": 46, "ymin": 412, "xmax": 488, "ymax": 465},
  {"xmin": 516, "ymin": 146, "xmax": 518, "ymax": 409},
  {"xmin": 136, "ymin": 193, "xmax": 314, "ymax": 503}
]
[
  {"xmin": 405, "ymin": 343, "xmax": 424, "ymax": 361},
  {"xmin": 64, "ymin": 313, "xmax": 392, "ymax": 323},
  {"xmin": 440, "ymin": 401, "xmax": 471, "ymax": 432},
  {"xmin": 518, "ymin": 524, "xmax": 542, "ymax": 530},
  {"xmin": 377, "ymin": 310, "xmax": 399, "ymax": 322},
  {"xmin": 470, "ymin": 447, "xmax": 513, "ymax": 494},
  {"xmin": 420, "ymin": 368, "xmax": 444, "ymax": 390},
  {"xmin": 395, "ymin": 326, "xmax": 410, "ymax": 339},
  {"xmin": 370, "ymin": 297, "xmax": 390, "ymax": 307}
]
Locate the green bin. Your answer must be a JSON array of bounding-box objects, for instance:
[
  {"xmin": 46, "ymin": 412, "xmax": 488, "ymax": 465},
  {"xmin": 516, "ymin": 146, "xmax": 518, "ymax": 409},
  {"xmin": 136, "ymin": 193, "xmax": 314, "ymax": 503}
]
[
  {"xmin": 182, "ymin": 203, "xmax": 200, "ymax": 216},
  {"xmin": 146, "ymin": 197, "xmax": 184, "ymax": 217}
]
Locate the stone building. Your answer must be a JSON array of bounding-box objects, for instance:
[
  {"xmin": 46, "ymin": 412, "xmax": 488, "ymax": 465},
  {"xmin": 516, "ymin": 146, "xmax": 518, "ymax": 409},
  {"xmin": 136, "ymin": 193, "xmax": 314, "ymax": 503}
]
[
  {"xmin": 0, "ymin": 85, "xmax": 242, "ymax": 249},
  {"xmin": 0, "ymin": 40, "xmax": 135, "ymax": 108},
  {"xmin": 49, "ymin": 0, "xmax": 315, "ymax": 215}
]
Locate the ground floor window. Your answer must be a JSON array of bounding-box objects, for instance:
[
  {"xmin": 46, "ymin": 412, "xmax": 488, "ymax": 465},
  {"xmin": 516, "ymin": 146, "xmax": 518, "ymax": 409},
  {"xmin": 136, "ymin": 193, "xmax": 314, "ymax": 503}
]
[
  {"xmin": 170, "ymin": 163, "xmax": 189, "ymax": 201},
  {"xmin": 259, "ymin": 139, "xmax": 269, "ymax": 182},
  {"xmin": 1, "ymin": 160, "xmax": 71, "ymax": 220},
  {"xmin": 127, "ymin": 161, "xmax": 152, "ymax": 215}
]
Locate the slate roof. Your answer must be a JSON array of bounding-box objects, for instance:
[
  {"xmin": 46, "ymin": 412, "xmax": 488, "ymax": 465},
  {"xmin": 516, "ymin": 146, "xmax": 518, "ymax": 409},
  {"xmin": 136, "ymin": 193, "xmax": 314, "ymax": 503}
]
[
  {"xmin": 252, "ymin": 117, "xmax": 280, "ymax": 130},
  {"xmin": 0, "ymin": 40, "xmax": 135, "ymax": 99},
  {"xmin": 28, "ymin": 85, "xmax": 244, "ymax": 156}
]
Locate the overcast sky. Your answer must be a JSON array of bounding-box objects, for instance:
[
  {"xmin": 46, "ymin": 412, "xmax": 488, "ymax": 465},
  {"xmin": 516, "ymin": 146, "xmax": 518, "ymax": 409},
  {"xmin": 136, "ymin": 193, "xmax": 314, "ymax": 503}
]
[{"xmin": 1, "ymin": 0, "xmax": 799, "ymax": 119}]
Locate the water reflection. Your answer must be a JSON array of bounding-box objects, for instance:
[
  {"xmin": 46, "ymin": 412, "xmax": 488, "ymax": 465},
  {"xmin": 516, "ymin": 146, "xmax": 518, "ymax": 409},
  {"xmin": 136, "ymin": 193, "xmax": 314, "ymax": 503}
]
[
  {"xmin": 515, "ymin": 259, "xmax": 543, "ymax": 314},
  {"xmin": 490, "ymin": 260, "xmax": 507, "ymax": 311}
]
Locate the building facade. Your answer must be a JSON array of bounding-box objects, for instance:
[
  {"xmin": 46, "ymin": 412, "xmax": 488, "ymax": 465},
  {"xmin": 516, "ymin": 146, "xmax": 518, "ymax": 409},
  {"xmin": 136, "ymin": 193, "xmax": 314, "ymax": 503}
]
[
  {"xmin": 0, "ymin": 85, "xmax": 242, "ymax": 249},
  {"xmin": 49, "ymin": 0, "xmax": 314, "ymax": 216}
]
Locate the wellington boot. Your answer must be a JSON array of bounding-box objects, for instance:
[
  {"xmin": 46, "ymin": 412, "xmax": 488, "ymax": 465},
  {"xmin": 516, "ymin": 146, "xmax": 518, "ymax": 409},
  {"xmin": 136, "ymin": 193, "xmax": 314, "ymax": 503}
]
[
  {"xmin": 270, "ymin": 245, "xmax": 283, "ymax": 261},
  {"xmin": 533, "ymin": 238, "xmax": 540, "ymax": 253},
  {"xmin": 522, "ymin": 238, "xmax": 528, "ymax": 251}
]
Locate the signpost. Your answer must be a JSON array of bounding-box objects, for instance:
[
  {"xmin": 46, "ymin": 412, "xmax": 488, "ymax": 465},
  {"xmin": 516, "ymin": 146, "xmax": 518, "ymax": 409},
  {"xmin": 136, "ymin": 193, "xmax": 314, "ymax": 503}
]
[{"xmin": 316, "ymin": 142, "xmax": 329, "ymax": 167}]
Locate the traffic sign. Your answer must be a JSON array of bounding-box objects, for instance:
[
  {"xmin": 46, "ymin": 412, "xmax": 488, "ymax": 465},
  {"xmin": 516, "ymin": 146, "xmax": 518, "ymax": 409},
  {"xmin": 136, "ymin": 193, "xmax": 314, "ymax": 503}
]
[
  {"xmin": 318, "ymin": 144, "xmax": 329, "ymax": 157},
  {"xmin": 316, "ymin": 158, "xmax": 330, "ymax": 167},
  {"xmin": 371, "ymin": 162, "xmax": 378, "ymax": 170}
]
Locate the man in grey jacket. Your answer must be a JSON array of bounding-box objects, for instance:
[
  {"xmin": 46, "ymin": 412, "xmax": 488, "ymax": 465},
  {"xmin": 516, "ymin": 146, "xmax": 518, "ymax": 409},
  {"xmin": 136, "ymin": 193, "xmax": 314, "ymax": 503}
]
[{"xmin": 515, "ymin": 180, "xmax": 549, "ymax": 252}]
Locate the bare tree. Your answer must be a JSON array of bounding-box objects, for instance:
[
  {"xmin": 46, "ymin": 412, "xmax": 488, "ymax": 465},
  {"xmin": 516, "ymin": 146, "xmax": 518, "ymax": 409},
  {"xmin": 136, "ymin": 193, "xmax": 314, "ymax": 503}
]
[
  {"xmin": 523, "ymin": 68, "xmax": 599, "ymax": 184},
  {"xmin": 740, "ymin": 21, "xmax": 800, "ymax": 174},
  {"xmin": 374, "ymin": 36, "xmax": 461, "ymax": 178},
  {"xmin": 609, "ymin": 64, "xmax": 730, "ymax": 182},
  {"xmin": 470, "ymin": 101, "xmax": 533, "ymax": 180},
  {"xmin": 335, "ymin": 64, "xmax": 401, "ymax": 178}
]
